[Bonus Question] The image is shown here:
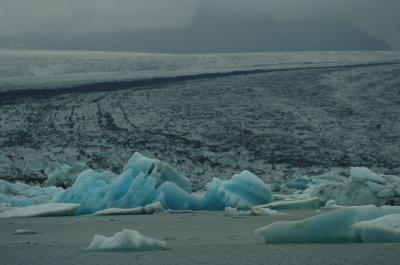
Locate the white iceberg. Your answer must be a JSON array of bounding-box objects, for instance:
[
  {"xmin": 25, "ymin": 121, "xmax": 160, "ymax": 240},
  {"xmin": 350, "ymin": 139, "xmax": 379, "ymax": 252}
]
[
  {"xmin": 352, "ymin": 214, "xmax": 400, "ymax": 242},
  {"xmin": 85, "ymin": 229, "xmax": 168, "ymax": 252},
  {"xmin": 0, "ymin": 203, "xmax": 80, "ymax": 218},
  {"xmin": 254, "ymin": 205, "xmax": 400, "ymax": 244}
]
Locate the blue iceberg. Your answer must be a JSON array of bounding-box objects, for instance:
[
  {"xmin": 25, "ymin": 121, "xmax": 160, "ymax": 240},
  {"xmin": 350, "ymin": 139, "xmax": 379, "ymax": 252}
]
[{"xmin": 53, "ymin": 153, "xmax": 272, "ymax": 214}]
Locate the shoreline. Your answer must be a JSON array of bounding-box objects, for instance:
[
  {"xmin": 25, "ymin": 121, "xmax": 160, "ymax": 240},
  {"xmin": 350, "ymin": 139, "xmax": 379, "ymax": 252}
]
[{"xmin": 1, "ymin": 210, "xmax": 399, "ymax": 265}]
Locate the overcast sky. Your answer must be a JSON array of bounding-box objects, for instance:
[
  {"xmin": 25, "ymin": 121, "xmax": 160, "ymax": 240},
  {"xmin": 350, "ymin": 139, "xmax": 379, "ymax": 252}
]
[{"xmin": 0, "ymin": 0, "xmax": 399, "ymax": 49}]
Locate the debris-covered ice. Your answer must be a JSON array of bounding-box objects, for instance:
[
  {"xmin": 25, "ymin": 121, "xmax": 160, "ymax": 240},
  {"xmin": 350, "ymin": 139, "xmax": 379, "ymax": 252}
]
[{"xmin": 85, "ymin": 229, "xmax": 168, "ymax": 252}]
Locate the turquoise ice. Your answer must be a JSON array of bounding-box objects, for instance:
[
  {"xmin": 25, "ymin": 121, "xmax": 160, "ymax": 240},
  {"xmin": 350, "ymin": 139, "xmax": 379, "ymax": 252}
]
[{"xmin": 53, "ymin": 153, "xmax": 272, "ymax": 214}]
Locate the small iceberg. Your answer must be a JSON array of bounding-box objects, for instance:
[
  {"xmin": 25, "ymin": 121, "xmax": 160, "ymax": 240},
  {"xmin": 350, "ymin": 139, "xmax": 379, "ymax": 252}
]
[
  {"xmin": 252, "ymin": 197, "xmax": 321, "ymax": 211},
  {"xmin": 0, "ymin": 203, "xmax": 80, "ymax": 218},
  {"xmin": 85, "ymin": 229, "xmax": 168, "ymax": 252},
  {"xmin": 94, "ymin": 202, "xmax": 164, "ymax": 216},
  {"xmin": 255, "ymin": 205, "xmax": 400, "ymax": 243},
  {"xmin": 94, "ymin": 207, "xmax": 145, "ymax": 216},
  {"xmin": 12, "ymin": 229, "xmax": 39, "ymax": 235}
]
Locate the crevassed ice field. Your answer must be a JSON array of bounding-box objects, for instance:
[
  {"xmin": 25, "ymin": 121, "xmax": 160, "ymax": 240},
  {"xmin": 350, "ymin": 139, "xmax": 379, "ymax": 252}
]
[
  {"xmin": 1, "ymin": 49, "xmax": 400, "ymax": 264},
  {"xmin": 0, "ymin": 49, "xmax": 400, "ymax": 190}
]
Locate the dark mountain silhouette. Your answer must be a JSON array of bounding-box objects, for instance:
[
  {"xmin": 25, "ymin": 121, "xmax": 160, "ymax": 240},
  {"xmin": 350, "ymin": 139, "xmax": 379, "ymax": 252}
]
[{"xmin": 0, "ymin": 5, "xmax": 390, "ymax": 52}]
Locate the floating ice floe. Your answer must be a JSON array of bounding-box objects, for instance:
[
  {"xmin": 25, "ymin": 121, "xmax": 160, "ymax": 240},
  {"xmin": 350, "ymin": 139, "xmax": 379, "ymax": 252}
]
[
  {"xmin": 52, "ymin": 152, "xmax": 272, "ymax": 214},
  {"xmin": 255, "ymin": 205, "xmax": 400, "ymax": 243},
  {"xmin": 0, "ymin": 203, "xmax": 80, "ymax": 218},
  {"xmin": 351, "ymin": 214, "xmax": 400, "ymax": 242},
  {"xmin": 85, "ymin": 229, "xmax": 168, "ymax": 252},
  {"xmin": 0, "ymin": 180, "xmax": 63, "ymax": 207}
]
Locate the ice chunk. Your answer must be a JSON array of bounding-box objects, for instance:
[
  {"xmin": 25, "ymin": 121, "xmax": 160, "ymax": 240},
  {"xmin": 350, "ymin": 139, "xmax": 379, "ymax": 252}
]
[
  {"xmin": 272, "ymin": 193, "xmax": 312, "ymax": 202},
  {"xmin": 94, "ymin": 207, "xmax": 145, "ymax": 216},
  {"xmin": 309, "ymin": 171, "xmax": 347, "ymax": 185},
  {"xmin": 52, "ymin": 169, "xmax": 160, "ymax": 214},
  {"xmin": 85, "ymin": 229, "xmax": 168, "ymax": 252},
  {"xmin": 286, "ymin": 175, "xmax": 311, "ymax": 190},
  {"xmin": 0, "ymin": 203, "xmax": 11, "ymax": 212},
  {"xmin": 352, "ymin": 214, "xmax": 400, "ymax": 242},
  {"xmin": 0, "ymin": 180, "xmax": 62, "ymax": 207},
  {"xmin": 250, "ymin": 207, "xmax": 285, "ymax": 216},
  {"xmin": 323, "ymin": 200, "xmax": 343, "ymax": 209},
  {"xmin": 0, "ymin": 203, "xmax": 80, "ymax": 218},
  {"xmin": 12, "ymin": 229, "xmax": 39, "ymax": 235},
  {"xmin": 253, "ymin": 197, "xmax": 321, "ymax": 211},
  {"xmin": 311, "ymin": 167, "xmax": 400, "ymax": 206},
  {"xmin": 223, "ymin": 207, "xmax": 250, "ymax": 217},
  {"xmin": 95, "ymin": 202, "xmax": 165, "ymax": 216},
  {"xmin": 143, "ymin": 202, "xmax": 164, "ymax": 214},
  {"xmin": 255, "ymin": 205, "xmax": 400, "ymax": 243},
  {"xmin": 312, "ymin": 181, "xmax": 381, "ymax": 206},
  {"xmin": 124, "ymin": 152, "xmax": 191, "ymax": 192},
  {"xmin": 201, "ymin": 170, "xmax": 272, "ymax": 210},
  {"xmin": 54, "ymin": 155, "xmax": 272, "ymax": 214},
  {"xmin": 46, "ymin": 162, "xmax": 87, "ymax": 188},
  {"xmin": 350, "ymin": 167, "xmax": 386, "ymax": 185},
  {"xmin": 154, "ymin": 182, "xmax": 203, "ymax": 211}
]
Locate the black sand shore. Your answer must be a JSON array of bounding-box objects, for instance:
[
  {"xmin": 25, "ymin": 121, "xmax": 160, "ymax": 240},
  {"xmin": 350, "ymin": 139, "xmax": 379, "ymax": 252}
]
[{"xmin": 0, "ymin": 210, "xmax": 399, "ymax": 265}]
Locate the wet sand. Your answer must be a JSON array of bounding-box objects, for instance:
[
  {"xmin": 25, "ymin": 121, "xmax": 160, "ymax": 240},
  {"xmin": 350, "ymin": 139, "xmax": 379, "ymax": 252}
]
[{"xmin": 1, "ymin": 210, "xmax": 399, "ymax": 265}]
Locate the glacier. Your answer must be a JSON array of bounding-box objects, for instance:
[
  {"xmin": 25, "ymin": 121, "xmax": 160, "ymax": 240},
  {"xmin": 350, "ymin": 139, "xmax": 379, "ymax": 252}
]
[
  {"xmin": 254, "ymin": 205, "xmax": 400, "ymax": 243},
  {"xmin": 52, "ymin": 152, "xmax": 272, "ymax": 214}
]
